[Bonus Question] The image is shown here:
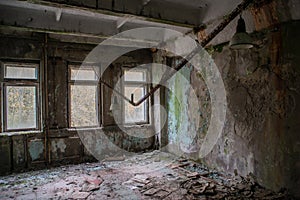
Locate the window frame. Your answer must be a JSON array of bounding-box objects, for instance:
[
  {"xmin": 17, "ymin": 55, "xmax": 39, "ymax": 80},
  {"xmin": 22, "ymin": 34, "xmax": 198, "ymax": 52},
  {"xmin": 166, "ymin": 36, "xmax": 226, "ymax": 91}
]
[
  {"xmin": 122, "ymin": 67, "xmax": 149, "ymax": 125},
  {"xmin": 1, "ymin": 62, "xmax": 40, "ymax": 132},
  {"xmin": 67, "ymin": 64, "xmax": 101, "ymax": 128}
]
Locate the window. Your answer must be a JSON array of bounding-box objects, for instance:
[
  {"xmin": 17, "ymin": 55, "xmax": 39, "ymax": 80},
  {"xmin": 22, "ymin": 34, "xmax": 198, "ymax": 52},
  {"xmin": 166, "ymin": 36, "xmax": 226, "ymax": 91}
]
[
  {"xmin": 123, "ymin": 68, "xmax": 148, "ymax": 124},
  {"xmin": 68, "ymin": 65, "xmax": 99, "ymax": 127},
  {"xmin": 1, "ymin": 62, "xmax": 39, "ymax": 131}
]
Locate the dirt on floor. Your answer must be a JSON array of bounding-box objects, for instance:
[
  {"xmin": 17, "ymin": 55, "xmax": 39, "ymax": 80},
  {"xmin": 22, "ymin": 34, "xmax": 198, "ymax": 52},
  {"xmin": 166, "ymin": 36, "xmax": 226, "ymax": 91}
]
[{"xmin": 0, "ymin": 151, "xmax": 294, "ymax": 199}]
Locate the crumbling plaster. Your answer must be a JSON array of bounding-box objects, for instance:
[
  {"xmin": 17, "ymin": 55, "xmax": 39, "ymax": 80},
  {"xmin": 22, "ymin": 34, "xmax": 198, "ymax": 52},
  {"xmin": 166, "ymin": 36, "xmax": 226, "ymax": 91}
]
[
  {"xmin": 0, "ymin": 29, "xmax": 155, "ymax": 175},
  {"xmin": 164, "ymin": 1, "xmax": 300, "ymax": 197},
  {"xmin": 0, "ymin": 0, "xmax": 299, "ymax": 197}
]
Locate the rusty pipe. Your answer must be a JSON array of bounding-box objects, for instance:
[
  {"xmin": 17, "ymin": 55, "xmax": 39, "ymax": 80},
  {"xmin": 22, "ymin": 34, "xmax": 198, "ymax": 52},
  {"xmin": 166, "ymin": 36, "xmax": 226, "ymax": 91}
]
[
  {"xmin": 132, "ymin": 0, "xmax": 255, "ymax": 106},
  {"xmin": 100, "ymin": 79, "xmax": 133, "ymax": 104},
  {"xmin": 98, "ymin": 0, "xmax": 254, "ymax": 106}
]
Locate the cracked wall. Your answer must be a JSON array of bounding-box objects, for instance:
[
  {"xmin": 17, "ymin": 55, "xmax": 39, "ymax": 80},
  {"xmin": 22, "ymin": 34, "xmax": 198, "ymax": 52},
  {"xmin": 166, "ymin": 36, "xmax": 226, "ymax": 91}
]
[
  {"xmin": 166, "ymin": 22, "xmax": 300, "ymax": 199},
  {"xmin": 207, "ymin": 22, "xmax": 299, "ymax": 196},
  {"xmin": 165, "ymin": 2, "xmax": 300, "ymax": 197}
]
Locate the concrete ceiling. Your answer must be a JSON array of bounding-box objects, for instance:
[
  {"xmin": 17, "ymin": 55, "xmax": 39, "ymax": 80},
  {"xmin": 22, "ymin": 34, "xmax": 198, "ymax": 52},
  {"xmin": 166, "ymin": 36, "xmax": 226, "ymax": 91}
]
[
  {"xmin": 42, "ymin": 0, "xmax": 243, "ymax": 26},
  {"xmin": 0, "ymin": 0, "xmax": 191, "ymax": 39},
  {"xmin": 1, "ymin": 0, "xmax": 299, "ymax": 46},
  {"xmin": 0, "ymin": 0, "xmax": 247, "ymax": 46}
]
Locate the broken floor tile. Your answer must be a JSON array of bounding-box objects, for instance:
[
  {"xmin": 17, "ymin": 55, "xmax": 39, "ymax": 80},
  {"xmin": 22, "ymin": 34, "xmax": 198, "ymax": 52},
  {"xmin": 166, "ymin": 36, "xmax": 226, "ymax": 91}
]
[
  {"xmin": 123, "ymin": 180, "xmax": 145, "ymax": 190},
  {"xmin": 143, "ymin": 187, "xmax": 161, "ymax": 196},
  {"xmin": 132, "ymin": 175, "xmax": 150, "ymax": 185},
  {"xmin": 187, "ymin": 172, "xmax": 199, "ymax": 178},
  {"xmin": 153, "ymin": 189, "xmax": 169, "ymax": 198}
]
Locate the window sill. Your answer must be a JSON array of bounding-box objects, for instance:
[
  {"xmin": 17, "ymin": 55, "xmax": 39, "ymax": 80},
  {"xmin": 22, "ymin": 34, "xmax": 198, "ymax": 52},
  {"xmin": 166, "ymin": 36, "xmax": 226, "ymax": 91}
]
[
  {"xmin": 122, "ymin": 124, "xmax": 151, "ymax": 129},
  {"xmin": 67, "ymin": 127, "xmax": 103, "ymax": 132},
  {"xmin": 67, "ymin": 124, "xmax": 151, "ymax": 131},
  {"xmin": 0, "ymin": 130, "xmax": 43, "ymax": 136}
]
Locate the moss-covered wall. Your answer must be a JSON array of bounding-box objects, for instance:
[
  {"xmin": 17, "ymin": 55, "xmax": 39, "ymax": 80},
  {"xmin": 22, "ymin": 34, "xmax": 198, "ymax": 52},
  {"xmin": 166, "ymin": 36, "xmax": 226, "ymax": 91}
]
[{"xmin": 166, "ymin": 60, "xmax": 192, "ymax": 150}]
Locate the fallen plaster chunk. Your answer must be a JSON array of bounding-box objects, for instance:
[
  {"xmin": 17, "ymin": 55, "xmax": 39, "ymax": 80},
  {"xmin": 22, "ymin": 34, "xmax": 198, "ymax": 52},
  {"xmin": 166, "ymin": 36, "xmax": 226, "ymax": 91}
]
[{"xmin": 80, "ymin": 176, "xmax": 103, "ymax": 192}]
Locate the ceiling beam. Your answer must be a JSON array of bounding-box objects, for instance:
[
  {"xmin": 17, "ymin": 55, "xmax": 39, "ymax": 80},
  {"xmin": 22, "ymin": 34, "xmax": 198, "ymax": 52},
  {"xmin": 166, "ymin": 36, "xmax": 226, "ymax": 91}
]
[{"xmin": 0, "ymin": 0, "xmax": 191, "ymax": 40}]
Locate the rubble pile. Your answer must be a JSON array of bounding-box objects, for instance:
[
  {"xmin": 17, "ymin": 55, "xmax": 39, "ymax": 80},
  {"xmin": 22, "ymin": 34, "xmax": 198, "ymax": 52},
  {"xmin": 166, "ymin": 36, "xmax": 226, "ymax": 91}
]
[
  {"xmin": 0, "ymin": 151, "xmax": 294, "ymax": 199},
  {"xmin": 124, "ymin": 158, "xmax": 292, "ymax": 200}
]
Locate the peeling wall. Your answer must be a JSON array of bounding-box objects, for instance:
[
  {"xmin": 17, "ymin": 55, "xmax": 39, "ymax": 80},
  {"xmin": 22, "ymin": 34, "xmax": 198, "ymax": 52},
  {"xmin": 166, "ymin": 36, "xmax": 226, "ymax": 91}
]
[
  {"xmin": 165, "ymin": 3, "xmax": 300, "ymax": 197},
  {"xmin": 0, "ymin": 29, "xmax": 155, "ymax": 175},
  {"xmin": 204, "ymin": 21, "xmax": 300, "ymax": 196},
  {"xmin": 28, "ymin": 139, "xmax": 44, "ymax": 162},
  {"xmin": 166, "ymin": 59, "xmax": 194, "ymax": 154}
]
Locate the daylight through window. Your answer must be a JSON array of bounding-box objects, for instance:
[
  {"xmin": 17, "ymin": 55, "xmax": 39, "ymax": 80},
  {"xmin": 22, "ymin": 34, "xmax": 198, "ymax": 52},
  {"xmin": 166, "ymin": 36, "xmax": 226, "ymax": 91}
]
[
  {"xmin": 123, "ymin": 69, "xmax": 148, "ymax": 124},
  {"xmin": 2, "ymin": 63, "xmax": 39, "ymax": 131},
  {"xmin": 69, "ymin": 65, "xmax": 99, "ymax": 127}
]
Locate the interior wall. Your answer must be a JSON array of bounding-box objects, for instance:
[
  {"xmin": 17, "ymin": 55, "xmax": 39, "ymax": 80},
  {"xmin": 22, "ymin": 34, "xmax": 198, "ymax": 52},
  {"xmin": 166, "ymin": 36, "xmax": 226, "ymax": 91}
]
[
  {"xmin": 205, "ymin": 20, "xmax": 299, "ymax": 196},
  {"xmin": 0, "ymin": 29, "xmax": 155, "ymax": 175},
  {"xmin": 165, "ymin": 16, "xmax": 300, "ymax": 200}
]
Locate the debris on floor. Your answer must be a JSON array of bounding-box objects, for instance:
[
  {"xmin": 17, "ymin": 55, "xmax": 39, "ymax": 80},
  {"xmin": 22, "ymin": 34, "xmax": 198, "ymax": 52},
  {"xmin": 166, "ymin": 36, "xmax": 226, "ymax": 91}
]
[{"xmin": 0, "ymin": 151, "xmax": 294, "ymax": 199}]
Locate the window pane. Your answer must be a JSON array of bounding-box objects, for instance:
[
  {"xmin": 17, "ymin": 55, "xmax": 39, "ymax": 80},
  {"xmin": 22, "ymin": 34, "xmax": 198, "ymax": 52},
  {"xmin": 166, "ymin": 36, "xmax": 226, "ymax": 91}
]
[
  {"xmin": 124, "ymin": 86, "xmax": 146, "ymax": 123},
  {"xmin": 5, "ymin": 65, "xmax": 37, "ymax": 79},
  {"xmin": 70, "ymin": 85, "xmax": 98, "ymax": 127},
  {"xmin": 124, "ymin": 70, "xmax": 146, "ymax": 82},
  {"xmin": 6, "ymin": 86, "xmax": 37, "ymax": 130},
  {"xmin": 70, "ymin": 68, "xmax": 97, "ymax": 81}
]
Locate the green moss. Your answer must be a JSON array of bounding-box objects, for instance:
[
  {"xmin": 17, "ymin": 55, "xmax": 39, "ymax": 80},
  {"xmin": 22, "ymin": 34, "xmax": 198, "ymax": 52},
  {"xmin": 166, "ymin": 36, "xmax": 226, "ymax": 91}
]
[
  {"xmin": 224, "ymin": 148, "xmax": 228, "ymax": 155},
  {"xmin": 205, "ymin": 42, "xmax": 229, "ymax": 55},
  {"xmin": 206, "ymin": 46, "xmax": 215, "ymax": 55},
  {"xmin": 174, "ymin": 74, "xmax": 182, "ymax": 130}
]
